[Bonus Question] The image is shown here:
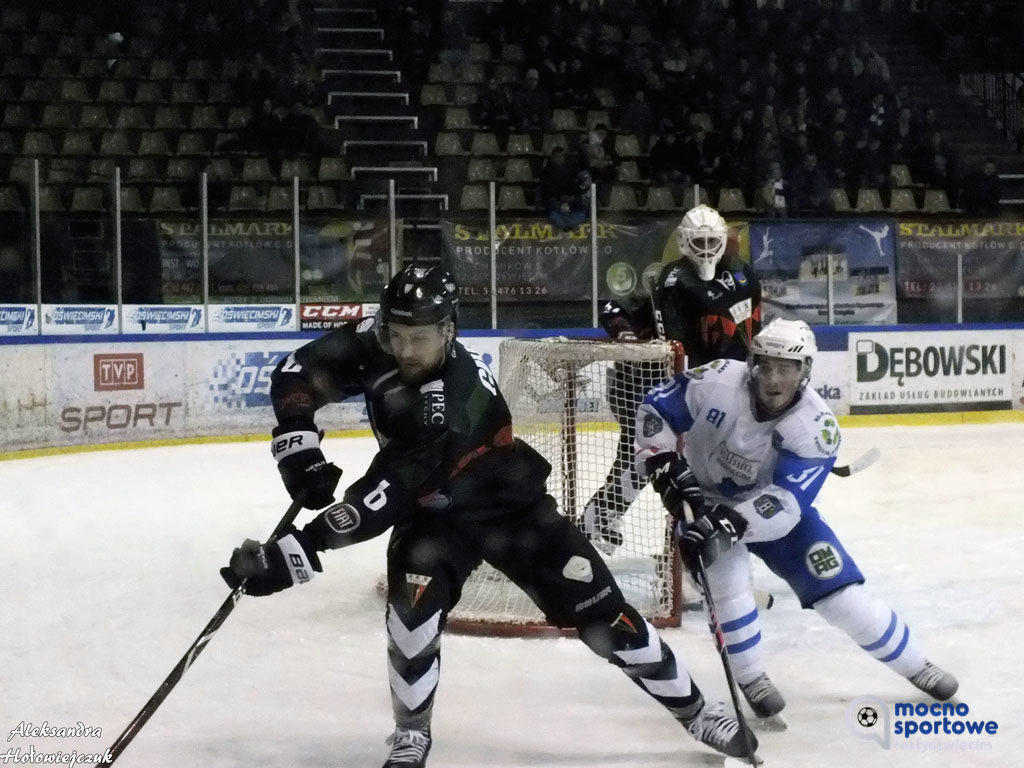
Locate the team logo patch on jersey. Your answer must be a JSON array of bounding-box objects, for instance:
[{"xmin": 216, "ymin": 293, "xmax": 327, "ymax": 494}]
[
  {"xmin": 806, "ymin": 542, "xmax": 843, "ymax": 580},
  {"xmin": 812, "ymin": 412, "xmax": 841, "ymax": 455},
  {"xmin": 324, "ymin": 502, "xmax": 361, "ymax": 534},
  {"xmin": 642, "ymin": 413, "xmax": 663, "ymax": 437},
  {"xmin": 611, "ymin": 612, "xmax": 639, "ymax": 634},
  {"xmin": 406, "ymin": 573, "xmax": 431, "ymax": 606},
  {"xmin": 562, "ymin": 555, "xmax": 594, "ymax": 583},
  {"xmin": 735, "ymin": 271, "xmax": 748, "ymax": 285},
  {"xmin": 753, "ymin": 493, "xmax": 782, "ymax": 519}
]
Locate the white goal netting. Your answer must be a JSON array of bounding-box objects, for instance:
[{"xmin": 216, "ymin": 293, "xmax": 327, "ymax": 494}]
[{"xmin": 446, "ymin": 337, "xmax": 684, "ymax": 636}]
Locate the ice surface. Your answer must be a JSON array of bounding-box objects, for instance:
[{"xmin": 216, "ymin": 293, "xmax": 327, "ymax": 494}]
[{"xmin": 1, "ymin": 422, "xmax": 1021, "ymax": 767}]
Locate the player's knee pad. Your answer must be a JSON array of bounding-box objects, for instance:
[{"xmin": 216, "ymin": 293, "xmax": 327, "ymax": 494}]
[
  {"xmin": 813, "ymin": 583, "xmax": 889, "ymax": 641},
  {"xmin": 703, "ymin": 543, "xmax": 753, "ymax": 602},
  {"xmin": 579, "ymin": 606, "xmax": 662, "ymax": 671}
]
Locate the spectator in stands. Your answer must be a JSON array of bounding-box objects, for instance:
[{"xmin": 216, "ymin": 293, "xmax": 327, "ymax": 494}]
[
  {"xmin": 221, "ymin": 98, "xmax": 284, "ymax": 153},
  {"xmin": 620, "ymin": 89, "xmax": 655, "ymax": 153},
  {"xmin": 547, "ymin": 170, "xmax": 593, "ymax": 231},
  {"xmin": 539, "ymin": 145, "xmax": 579, "ymax": 215},
  {"xmin": 514, "ymin": 69, "xmax": 552, "ymax": 133},
  {"xmin": 855, "ymin": 131, "xmax": 892, "ymax": 194},
  {"xmin": 719, "ymin": 122, "xmax": 755, "ymax": 198},
  {"xmin": 478, "ymin": 78, "xmax": 516, "ymax": 140},
  {"xmin": 862, "ymin": 91, "xmax": 889, "ymax": 138},
  {"xmin": 681, "ymin": 124, "xmax": 721, "ymax": 189},
  {"xmin": 645, "ymin": 130, "xmax": 684, "ymax": 190},
  {"xmin": 889, "ymin": 106, "xmax": 921, "ymax": 165},
  {"xmin": 755, "ymin": 160, "xmax": 788, "ymax": 219},
  {"xmin": 437, "ymin": 7, "xmax": 468, "ymax": 78},
  {"xmin": 819, "ymin": 127, "xmax": 852, "ymax": 191},
  {"xmin": 280, "ymin": 103, "xmax": 324, "ymax": 156},
  {"xmin": 961, "ymin": 158, "xmax": 1002, "ymax": 217},
  {"xmin": 579, "ymin": 123, "xmax": 616, "ymax": 183},
  {"xmin": 787, "ymin": 152, "xmax": 831, "ymax": 215},
  {"xmin": 562, "ymin": 56, "xmax": 594, "ymax": 107},
  {"xmin": 914, "ymin": 130, "xmax": 960, "ymax": 203},
  {"xmin": 753, "ymin": 128, "xmax": 785, "ymax": 187},
  {"xmin": 397, "ymin": 15, "xmax": 432, "ymax": 82}
]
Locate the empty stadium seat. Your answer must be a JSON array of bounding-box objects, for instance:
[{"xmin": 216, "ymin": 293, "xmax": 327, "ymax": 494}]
[
  {"xmin": 855, "ymin": 188, "xmax": 884, "ymax": 213},
  {"xmin": 921, "ymin": 188, "xmax": 952, "ymax": 213},
  {"xmin": 716, "ymin": 187, "xmax": 748, "ymax": 213},
  {"xmin": 228, "ymin": 185, "xmax": 263, "ymax": 211},
  {"xmin": 503, "ymin": 158, "xmax": 534, "ymax": 182},
  {"xmin": 469, "ymin": 132, "xmax": 500, "ymax": 155},
  {"xmin": 604, "ymin": 184, "xmax": 640, "ymax": 210},
  {"xmin": 888, "ymin": 187, "xmax": 918, "ymax": 213},
  {"xmin": 497, "ymin": 185, "xmax": 530, "ymax": 211},
  {"xmin": 306, "ymin": 185, "xmax": 341, "ymax": 211},
  {"xmin": 645, "ymin": 186, "xmax": 678, "ymax": 211},
  {"xmin": 467, "ymin": 158, "xmax": 497, "ymax": 182},
  {"xmin": 829, "ymin": 188, "xmax": 852, "ymax": 212},
  {"xmin": 460, "ymin": 184, "xmax": 489, "ymax": 210},
  {"xmin": 435, "ymin": 132, "xmax": 467, "ymax": 156},
  {"xmin": 70, "ymin": 186, "xmax": 105, "ymax": 212},
  {"xmin": 149, "ymin": 186, "xmax": 184, "ymax": 213}
]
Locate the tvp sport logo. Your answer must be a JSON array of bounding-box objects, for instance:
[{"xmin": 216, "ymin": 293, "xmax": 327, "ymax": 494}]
[
  {"xmin": 209, "ymin": 351, "xmax": 289, "ymax": 408},
  {"xmin": 847, "ymin": 696, "xmax": 998, "ymax": 754},
  {"xmin": 0, "ymin": 306, "xmax": 36, "ymax": 332},
  {"xmin": 94, "ymin": 353, "xmax": 144, "ymax": 391}
]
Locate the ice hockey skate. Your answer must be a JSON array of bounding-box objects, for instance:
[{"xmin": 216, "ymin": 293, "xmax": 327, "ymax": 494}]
[
  {"xmin": 679, "ymin": 698, "xmax": 758, "ymax": 759},
  {"xmin": 582, "ymin": 501, "xmax": 624, "ymax": 553},
  {"xmin": 382, "ymin": 727, "xmax": 431, "ymax": 768},
  {"xmin": 739, "ymin": 673, "xmax": 788, "ymax": 730},
  {"xmin": 909, "ymin": 661, "xmax": 959, "ymax": 700}
]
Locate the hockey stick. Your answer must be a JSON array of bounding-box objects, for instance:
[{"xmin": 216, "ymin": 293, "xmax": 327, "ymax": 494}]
[
  {"xmin": 695, "ymin": 552, "xmax": 763, "ymax": 767},
  {"xmin": 95, "ymin": 493, "xmax": 307, "ymax": 766},
  {"xmin": 830, "ymin": 447, "xmax": 880, "ymax": 477},
  {"xmin": 680, "ymin": 502, "xmax": 761, "ymax": 765}
]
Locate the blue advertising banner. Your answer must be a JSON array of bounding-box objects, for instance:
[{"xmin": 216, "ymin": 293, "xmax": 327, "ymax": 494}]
[{"xmin": 749, "ymin": 220, "xmax": 897, "ymax": 324}]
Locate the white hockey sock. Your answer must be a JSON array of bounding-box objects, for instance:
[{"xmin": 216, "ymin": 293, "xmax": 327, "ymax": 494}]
[
  {"xmin": 714, "ymin": 591, "xmax": 764, "ymax": 685},
  {"xmin": 814, "ymin": 585, "xmax": 926, "ymax": 678}
]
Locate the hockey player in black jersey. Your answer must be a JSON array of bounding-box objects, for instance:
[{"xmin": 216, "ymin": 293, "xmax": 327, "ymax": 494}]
[
  {"xmin": 583, "ymin": 204, "xmax": 763, "ymax": 550},
  {"xmin": 221, "ymin": 264, "xmax": 757, "ymax": 767}
]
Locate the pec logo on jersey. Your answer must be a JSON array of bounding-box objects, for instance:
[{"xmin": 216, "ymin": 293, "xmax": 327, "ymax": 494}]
[
  {"xmin": 642, "ymin": 413, "xmax": 663, "ymax": 437},
  {"xmin": 753, "ymin": 493, "xmax": 782, "ymax": 519},
  {"xmin": 406, "ymin": 573, "xmax": 432, "ymax": 606},
  {"xmin": 806, "ymin": 542, "xmax": 843, "ymax": 580}
]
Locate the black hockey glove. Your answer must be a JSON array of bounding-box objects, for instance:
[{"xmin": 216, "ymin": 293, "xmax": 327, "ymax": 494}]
[
  {"xmin": 677, "ymin": 504, "xmax": 748, "ymax": 573},
  {"xmin": 599, "ymin": 300, "xmax": 637, "ymax": 340},
  {"xmin": 645, "ymin": 452, "xmax": 705, "ymax": 519},
  {"xmin": 271, "ymin": 418, "xmax": 343, "ymax": 510},
  {"xmin": 220, "ymin": 526, "xmax": 322, "ymax": 597}
]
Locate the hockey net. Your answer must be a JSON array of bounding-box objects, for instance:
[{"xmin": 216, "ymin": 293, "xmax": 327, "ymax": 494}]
[{"xmin": 445, "ymin": 337, "xmax": 685, "ymax": 636}]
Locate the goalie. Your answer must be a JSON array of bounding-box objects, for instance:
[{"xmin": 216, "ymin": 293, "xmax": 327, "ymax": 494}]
[
  {"xmin": 584, "ymin": 204, "xmax": 763, "ymax": 549},
  {"xmin": 222, "ymin": 264, "xmax": 757, "ymax": 766}
]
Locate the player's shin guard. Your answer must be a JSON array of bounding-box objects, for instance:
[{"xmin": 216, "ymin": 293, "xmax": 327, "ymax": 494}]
[
  {"xmin": 386, "ymin": 602, "xmax": 443, "ymax": 731},
  {"xmin": 813, "ymin": 584, "xmax": 927, "ymax": 678},
  {"xmin": 579, "ymin": 606, "xmax": 701, "ymax": 717}
]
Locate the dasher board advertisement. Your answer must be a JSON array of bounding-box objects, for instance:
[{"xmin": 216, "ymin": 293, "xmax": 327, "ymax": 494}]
[{"xmin": 849, "ymin": 329, "xmax": 1012, "ymax": 413}]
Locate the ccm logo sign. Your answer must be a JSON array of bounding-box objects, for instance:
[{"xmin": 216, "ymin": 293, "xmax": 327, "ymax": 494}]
[
  {"xmin": 94, "ymin": 353, "xmax": 144, "ymax": 391},
  {"xmin": 301, "ymin": 303, "xmax": 364, "ymax": 320}
]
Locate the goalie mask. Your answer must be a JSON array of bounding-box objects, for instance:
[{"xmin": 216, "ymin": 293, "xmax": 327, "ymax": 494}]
[
  {"xmin": 376, "ymin": 264, "xmax": 460, "ymax": 360},
  {"xmin": 676, "ymin": 204, "xmax": 728, "ymax": 281}
]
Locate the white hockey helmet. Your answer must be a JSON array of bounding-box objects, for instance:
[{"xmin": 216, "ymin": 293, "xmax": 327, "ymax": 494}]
[
  {"xmin": 749, "ymin": 318, "xmax": 817, "ymax": 384},
  {"xmin": 676, "ymin": 204, "xmax": 728, "ymax": 281}
]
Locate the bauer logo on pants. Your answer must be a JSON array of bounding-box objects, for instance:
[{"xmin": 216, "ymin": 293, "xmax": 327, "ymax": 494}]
[{"xmin": 806, "ymin": 542, "xmax": 842, "ymax": 579}]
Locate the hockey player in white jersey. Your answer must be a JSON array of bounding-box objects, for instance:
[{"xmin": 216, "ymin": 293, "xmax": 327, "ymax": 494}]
[{"xmin": 635, "ymin": 318, "xmax": 958, "ymax": 721}]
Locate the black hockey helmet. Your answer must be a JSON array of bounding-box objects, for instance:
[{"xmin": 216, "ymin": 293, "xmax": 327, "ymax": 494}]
[{"xmin": 379, "ymin": 264, "xmax": 459, "ymax": 327}]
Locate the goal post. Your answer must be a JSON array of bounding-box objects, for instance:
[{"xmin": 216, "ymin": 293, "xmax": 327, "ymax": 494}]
[{"xmin": 444, "ymin": 337, "xmax": 686, "ymax": 636}]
